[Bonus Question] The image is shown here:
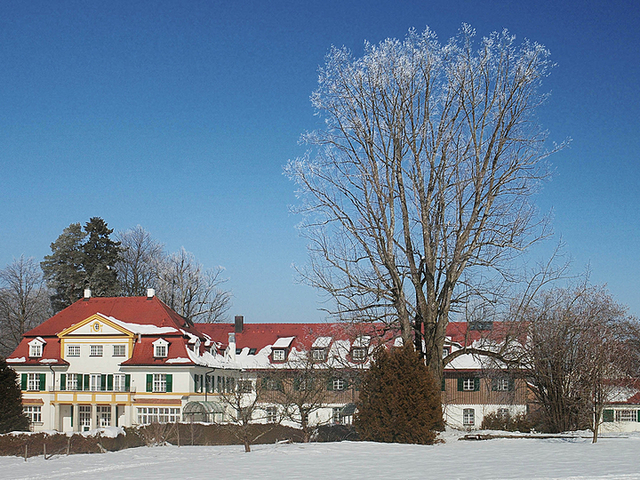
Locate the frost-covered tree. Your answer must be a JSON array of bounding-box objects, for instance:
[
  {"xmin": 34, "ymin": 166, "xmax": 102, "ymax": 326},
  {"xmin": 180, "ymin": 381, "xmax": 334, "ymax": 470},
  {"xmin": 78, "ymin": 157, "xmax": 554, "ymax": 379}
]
[
  {"xmin": 0, "ymin": 256, "xmax": 51, "ymax": 357},
  {"xmin": 287, "ymin": 25, "xmax": 562, "ymax": 385}
]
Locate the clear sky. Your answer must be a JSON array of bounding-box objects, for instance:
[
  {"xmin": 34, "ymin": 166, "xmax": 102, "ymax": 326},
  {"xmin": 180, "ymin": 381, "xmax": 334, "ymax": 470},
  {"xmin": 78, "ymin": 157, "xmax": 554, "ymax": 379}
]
[{"xmin": 1, "ymin": 0, "xmax": 638, "ymax": 322}]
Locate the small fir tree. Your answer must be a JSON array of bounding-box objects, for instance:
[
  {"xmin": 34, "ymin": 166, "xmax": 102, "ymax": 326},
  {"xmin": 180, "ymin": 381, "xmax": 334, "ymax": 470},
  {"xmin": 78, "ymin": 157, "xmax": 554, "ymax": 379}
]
[
  {"xmin": 0, "ymin": 357, "xmax": 29, "ymax": 433},
  {"xmin": 355, "ymin": 344, "xmax": 442, "ymax": 444}
]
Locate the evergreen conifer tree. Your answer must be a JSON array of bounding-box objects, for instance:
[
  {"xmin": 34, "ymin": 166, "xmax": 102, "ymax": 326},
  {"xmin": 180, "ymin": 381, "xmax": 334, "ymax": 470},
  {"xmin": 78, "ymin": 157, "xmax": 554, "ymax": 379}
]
[
  {"xmin": 42, "ymin": 218, "xmax": 121, "ymax": 312},
  {"xmin": 0, "ymin": 357, "xmax": 29, "ymax": 433},
  {"xmin": 83, "ymin": 217, "xmax": 121, "ymax": 297},
  {"xmin": 355, "ymin": 344, "xmax": 442, "ymax": 444}
]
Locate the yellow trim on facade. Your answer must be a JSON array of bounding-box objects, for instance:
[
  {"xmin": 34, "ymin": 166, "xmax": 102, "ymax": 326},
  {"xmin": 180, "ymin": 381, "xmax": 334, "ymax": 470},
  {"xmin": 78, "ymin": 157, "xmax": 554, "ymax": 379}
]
[{"xmin": 58, "ymin": 314, "xmax": 136, "ymax": 338}]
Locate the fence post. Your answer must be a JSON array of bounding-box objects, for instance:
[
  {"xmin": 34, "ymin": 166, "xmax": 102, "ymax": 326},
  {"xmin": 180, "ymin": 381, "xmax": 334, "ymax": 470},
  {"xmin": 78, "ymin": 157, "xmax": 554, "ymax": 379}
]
[{"xmin": 24, "ymin": 444, "xmax": 27, "ymax": 462}]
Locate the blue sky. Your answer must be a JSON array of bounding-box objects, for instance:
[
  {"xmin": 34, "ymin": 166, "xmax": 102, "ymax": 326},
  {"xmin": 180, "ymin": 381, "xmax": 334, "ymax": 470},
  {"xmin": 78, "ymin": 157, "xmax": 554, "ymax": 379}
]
[{"xmin": 1, "ymin": 0, "xmax": 638, "ymax": 322}]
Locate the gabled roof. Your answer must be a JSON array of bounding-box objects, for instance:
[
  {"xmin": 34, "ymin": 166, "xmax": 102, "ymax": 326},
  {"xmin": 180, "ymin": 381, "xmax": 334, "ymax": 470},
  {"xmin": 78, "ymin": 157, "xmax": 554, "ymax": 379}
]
[{"xmin": 26, "ymin": 296, "xmax": 202, "ymax": 339}]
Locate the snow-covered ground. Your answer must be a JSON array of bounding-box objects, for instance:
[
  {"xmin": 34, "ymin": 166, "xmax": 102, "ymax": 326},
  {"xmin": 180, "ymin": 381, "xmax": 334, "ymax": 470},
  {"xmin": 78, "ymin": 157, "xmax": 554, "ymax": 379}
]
[{"xmin": 1, "ymin": 431, "xmax": 639, "ymax": 480}]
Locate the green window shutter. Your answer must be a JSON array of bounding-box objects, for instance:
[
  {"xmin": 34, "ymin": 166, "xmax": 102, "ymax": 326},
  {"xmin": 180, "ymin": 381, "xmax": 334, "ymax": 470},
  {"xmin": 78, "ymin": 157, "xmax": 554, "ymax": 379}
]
[
  {"xmin": 441, "ymin": 377, "xmax": 446, "ymax": 391},
  {"xmin": 602, "ymin": 409, "xmax": 614, "ymax": 422},
  {"xmin": 327, "ymin": 378, "xmax": 334, "ymax": 391},
  {"xmin": 508, "ymin": 378, "xmax": 515, "ymax": 391},
  {"xmin": 637, "ymin": 410, "xmax": 640, "ymax": 422},
  {"xmin": 293, "ymin": 378, "xmax": 301, "ymax": 391},
  {"xmin": 84, "ymin": 374, "xmax": 90, "ymax": 391},
  {"xmin": 146, "ymin": 374, "xmax": 153, "ymax": 392},
  {"xmin": 166, "ymin": 374, "xmax": 173, "ymax": 393},
  {"xmin": 491, "ymin": 379, "xmax": 497, "ymax": 391},
  {"xmin": 21, "ymin": 373, "xmax": 27, "ymax": 391},
  {"xmin": 100, "ymin": 374, "xmax": 107, "ymax": 391},
  {"xmin": 474, "ymin": 378, "xmax": 480, "ymax": 392},
  {"xmin": 70, "ymin": 406, "xmax": 73, "ymax": 427},
  {"xmin": 78, "ymin": 374, "xmax": 83, "ymax": 390},
  {"xmin": 107, "ymin": 374, "xmax": 113, "ymax": 391},
  {"xmin": 39, "ymin": 373, "xmax": 46, "ymax": 391},
  {"xmin": 125, "ymin": 374, "xmax": 131, "ymax": 392},
  {"xmin": 115, "ymin": 406, "xmax": 118, "ymax": 427},
  {"xmin": 457, "ymin": 378, "xmax": 464, "ymax": 391},
  {"xmin": 60, "ymin": 373, "xmax": 66, "ymax": 391}
]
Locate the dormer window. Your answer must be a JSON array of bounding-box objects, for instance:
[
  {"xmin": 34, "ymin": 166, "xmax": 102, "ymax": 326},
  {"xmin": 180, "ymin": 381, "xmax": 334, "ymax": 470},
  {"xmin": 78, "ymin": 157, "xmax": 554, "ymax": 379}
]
[
  {"xmin": 153, "ymin": 339, "xmax": 169, "ymax": 358},
  {"xmin": 351, "ymin": 348, "xmax": 367, "ymax": 362},
  {"xmin": 312, "ymin": 348, "xmax": 327, "ymax": 361},
  {"xmin": 28, "ymin": 338, "xmax": 45, "ymax": 358},
  {"xmin": 272, "ymin": 349, "xmax": 286, "ymax": 362}
]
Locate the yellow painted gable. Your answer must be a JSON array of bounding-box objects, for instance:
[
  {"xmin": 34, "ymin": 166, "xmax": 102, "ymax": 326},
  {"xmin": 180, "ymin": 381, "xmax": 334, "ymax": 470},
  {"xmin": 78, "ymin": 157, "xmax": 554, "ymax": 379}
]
[{"xmin": 58, "ymin": 313, "xmax": 135, "ymax": 338}]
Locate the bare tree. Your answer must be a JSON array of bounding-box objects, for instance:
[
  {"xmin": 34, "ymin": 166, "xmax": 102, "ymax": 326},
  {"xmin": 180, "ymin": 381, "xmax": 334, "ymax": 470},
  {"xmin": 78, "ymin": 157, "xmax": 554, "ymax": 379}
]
[
  {"xmin": 115, "ymin": 226, "xmax": 165, "ymax": 297},
  {"xmin": 266, "ymin": 351, "xmax": 335, "ymax": 442},
  {"xmin": 217, "ymin": 374, "xmax": 270, "ymax": 452},
  {"xmin": 516, "ymin": 284, "xmax": 636, "ymax": 441},
  {"xmin": 0, "ymin": 256, "xmax": 51, "ymax": 357},
  {"xmin": 286, "ymin": 25, "xmax": 563, "ymax": 383},
  {"xmin": 156, "ymin": 248, "xmax": 231, "ymax": 323}
]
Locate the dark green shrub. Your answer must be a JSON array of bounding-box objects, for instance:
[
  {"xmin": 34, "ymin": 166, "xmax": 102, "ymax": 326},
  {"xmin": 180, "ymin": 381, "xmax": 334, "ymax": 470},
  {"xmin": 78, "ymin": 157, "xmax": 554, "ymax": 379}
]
[
  {"xmin": 0, "ymin": 358, "xmax": 29, "ymax": 434},
  {"xmin": 355, "ymin": 345, "xmax": 442, "ymax": 444}
]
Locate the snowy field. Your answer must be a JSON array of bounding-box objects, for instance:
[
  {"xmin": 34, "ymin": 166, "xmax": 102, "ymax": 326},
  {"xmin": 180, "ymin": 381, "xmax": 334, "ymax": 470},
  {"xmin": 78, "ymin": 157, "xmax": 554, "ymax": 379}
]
[{"xmin": 1, "ymin": 431, "xmax": 640, "ymax": 480}]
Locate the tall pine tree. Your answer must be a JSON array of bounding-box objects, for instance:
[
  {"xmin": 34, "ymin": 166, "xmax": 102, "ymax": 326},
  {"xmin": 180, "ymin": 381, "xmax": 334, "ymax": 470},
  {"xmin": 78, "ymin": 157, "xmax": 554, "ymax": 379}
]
[
  {"xmin": 42, "ymin": 218, "xmax": 121, "ymax": 312},
  {"xmin": 0, "ymin": 357, "xmax": 29, "ymax": 433},
  {"xmin": 83, "ymin": 217, "xmax": 121, "ymax": 297},
  {"xmin": 355, "ymin": 344, "xmax": 442, "ymax": 444}
]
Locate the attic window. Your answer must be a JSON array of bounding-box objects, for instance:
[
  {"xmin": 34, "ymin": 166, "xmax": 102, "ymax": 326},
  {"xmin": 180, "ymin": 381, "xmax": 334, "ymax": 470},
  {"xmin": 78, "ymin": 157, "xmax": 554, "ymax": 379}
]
[
  {"xmin": 312, "ymin": 349, "xmax": 327, "ymax": 361},
  {"xmin": 29, "ymin": 343, "xmax": 42, "ymax": 358},
  {"xmin": 153, "ymin": 339, "xmax": 169, "ymax": 358},
  {"xmin": 248, "ymin": 348, "xmax": 257, "ymax": 355},
  {"xmin": 351, "ymin": 348, "xmax": 367, "ymax": 362},
  {"xmin": 272, "ymin": 349, "xmax": 286, "ymax": 362}
]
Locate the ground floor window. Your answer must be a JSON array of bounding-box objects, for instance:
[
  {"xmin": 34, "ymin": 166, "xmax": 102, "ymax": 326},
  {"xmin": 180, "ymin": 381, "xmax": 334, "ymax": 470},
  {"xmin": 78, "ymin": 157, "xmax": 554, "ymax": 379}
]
[
  {"xmin": 615, "ymin": 410, "xmax": 637, "ymax": 422},
  {"xmin": 79, "ymin": 405, "xmax": 91, "ymax": 432},
  {"xmin": 332, "ymin": 407, "xmax": 344, "ymax": 425},
  {"xmin": 265, "ymin": 406, "xmax": 277, "ymax": 423},
  {"xmin": 463, "ymin": 408, "xmax": 475, "ymax": 426},
  {"xmin": 23, "ymin": 406, "xmax": 42, "ymax": 423},
  {"xmin": 137, "ymin": 407, "xmax": 180, "ymax": 424},
  {"xmin": 97, "ymin": 405, "xmax": 111, "ymax": 427}
]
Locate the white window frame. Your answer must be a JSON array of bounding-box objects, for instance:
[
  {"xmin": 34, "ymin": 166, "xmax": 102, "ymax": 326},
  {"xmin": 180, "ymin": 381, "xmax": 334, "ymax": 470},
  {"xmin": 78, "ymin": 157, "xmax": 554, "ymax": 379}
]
[
  {"xmin": 153, "ymin": 339, "xmax": 169, "ymax": 358},
  {"xmin": 67, "ymin": 373, "xmax": 79, "ymax": 391},
  {"xmin": 312, "ymin": 349, "xmax": 326, "ymax": 361},
  {"xmin": 27, "ymin": 373, "xmax": 40, "ymax": 391},
  {"xmin": 90, "ymin": 374, "xmax": 101, "ymax": 391},
  {"xmin": 615, "ymin": 410, "xmax": 636, "ymax": 422},
  {"xmin": 495, "ymin": 378, "xmax": 510, "ymax": 391},
  {"xmin": 67, "ymin": 345, "xmax": 80, "ymax": 357},
  {"xmin": 90, "ymin": 345, "xmax": 103, "ymax": 357},
  {"xmin": 463, "ymin": 408, "xmax": 475, "ymax": 426},
  {"xmin": 272, "ymin": 349, "xmax": 286, "ymax": 361},
  {"xmin": 237, "ymin": 380, "xmax": 253, "ymax": 393},
  {"xmin": 153, "ymin": 373, "xmax": 167, "ymax": 392},
  {"xmin": 462, "ymin": 378, "xmax": 475, "ymax": 391},
  {"xmin": 113, "ymin": 374, "xmax": 127, "ymax": 392},
  {"xmin": 137, "ymin": 407, "xmax": 180, "ymax": 424},
  {"xmin": 29, "ymin": 342, "xmax": 42, "ymax": 358},
  {"xmin": 79, "ymin": 405, "xmax": 91, "ymax": 431},
  {"xmin": 113, "ymin": 345, "xmax": 126, "ymax": 357},
  {"xmin": 332, "ymin": 407, "xmax": 343, "ymax": 424},
  {"xmin": 24, "ymin": 406, "xmax": 42, "ymax": 423},
  {"xmin": 265, "ymin": 406, "xmax": 277, "ymax": 423},
  {"xmin": 351, "ymin": 348, "xmax": 367, "ymax": 361},
  {"xmin": 97, "ymin": 405, "xmax": 111, "ymax": 427},
  {"xmin": 333, "ymin": 378, "xmax": 346, "ymax": 391}
]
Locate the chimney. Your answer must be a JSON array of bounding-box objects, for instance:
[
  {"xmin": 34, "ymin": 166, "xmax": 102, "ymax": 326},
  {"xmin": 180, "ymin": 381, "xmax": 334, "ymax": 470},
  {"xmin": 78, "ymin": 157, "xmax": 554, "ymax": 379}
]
[
  {"xmin": 235, "ymin": 315, "xmax": 244, "ymax": 334},
  {"xmin": 147, "ymin": 288, "xmax": 155, "ymax": 299},
  {"xmin": 83, "ymin": 289, "xmax": 91, "ymax": 300},
  {"xmin": 228, "ymin": 332, "xmax": 236, "ymax": 360}
]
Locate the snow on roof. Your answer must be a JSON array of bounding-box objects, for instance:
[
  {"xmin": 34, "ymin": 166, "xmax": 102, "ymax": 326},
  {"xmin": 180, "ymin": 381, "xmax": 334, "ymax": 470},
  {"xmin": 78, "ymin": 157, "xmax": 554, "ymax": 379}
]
[
  {"xmin": 105, "ymin": 315, "xmax": 180, "ymax": 335},
  {"xmin": 312, "ymin": 336, "xmax": 332, "ymax": 348},
  {"xmin": 6, "ymin": 357, "xmax": 25, "ymax": 363},
  {"xmin": 273, "ymin": 336, "xmax": 295, "ymax": 348},
  {"xmin": 352, "ymin": 335, "xmax": 371, "ymax": 347},
  {"xmin": 165, "ymin": 357, "xmax": 192, "ymax": 364},
  {"xmin": 38, "ymin": 358, "xmax": 59, "ymax": 364}
]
